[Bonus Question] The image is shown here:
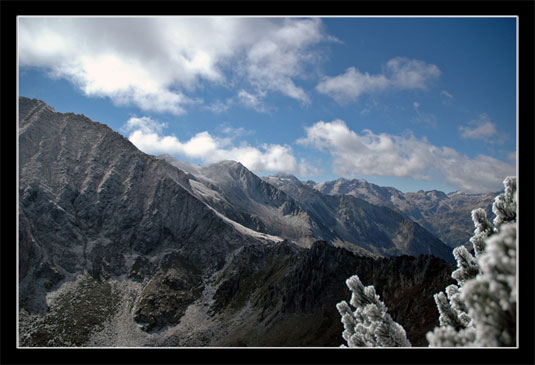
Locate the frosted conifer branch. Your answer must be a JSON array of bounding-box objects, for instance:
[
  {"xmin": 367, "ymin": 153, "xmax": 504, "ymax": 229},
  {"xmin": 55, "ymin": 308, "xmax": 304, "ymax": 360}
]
[
  {"xmin": 492, "ymin": 176, "xmax": 517, "ymax": 228},
  {"xmin": 426, "ymin": 176, "xmax": 516, "ymax": 347},
  {"xmin": 337, "ymin": 275, "xmax": 411, "ymax": 347},
  {"xmin": 461, "ymin": 223, "xmax": 517, "ymax": 347},
  {"xmin": 426, "ymin": 325, "xmax": 476, "ymax": 347},
  {"xmin": 470, "ymin": 208, "xmax": 494, "ymax": 256},
  {"xmin": 445, "ymin": 285, "xmax": 471, "ymax": 326},
  {"xmin": 434, "ymin": 291, "xmax": 466, "ymax": 329},
  {"xmin": 451, "ymin": 246, "xmax": 479, "ymax": 284}
]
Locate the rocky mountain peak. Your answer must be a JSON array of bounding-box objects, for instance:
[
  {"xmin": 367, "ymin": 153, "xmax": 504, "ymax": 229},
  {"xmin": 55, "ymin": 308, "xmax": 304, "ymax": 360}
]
[
  {"xmin": 269, "ymin": 173, "xmax": 303, "ymax": 186},
  {"xmin": 19, "ymin": 96, "xmax": 55, "ymax": 118}
]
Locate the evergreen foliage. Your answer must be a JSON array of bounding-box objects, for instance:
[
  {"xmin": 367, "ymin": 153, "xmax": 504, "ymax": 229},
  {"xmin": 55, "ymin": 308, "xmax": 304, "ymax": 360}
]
[
  {"xmin": 426, "ymin": 176, "xmax": 517, "ymax": 347},
  {"xmin": 336, "ymin": 275, "xmax": 411, "ymax": 347}
]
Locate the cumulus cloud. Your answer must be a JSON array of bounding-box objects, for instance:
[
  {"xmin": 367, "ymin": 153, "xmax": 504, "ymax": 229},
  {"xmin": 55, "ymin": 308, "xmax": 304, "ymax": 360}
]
[
  {"xmin": 18, "ymin": 17, "xmax": 330, "ymax": 114},
  {"xmin": 459, "ymin": 113, "xmax": 499, "ymax": 140},
  {"xmin": 315, "ymin": 67, "xmax": 389, "ymax": 104},
  {"xmin": 122, "ymin": 116, "xmax": 167, "ymax": 135},
  {"xmin": 297, "ymin": 119, "xmax": 515, "ymax": 193},
  {"xmin": 124, "ymin": 116, "xmax": 314, "ymax": 176},
  {"xmin": 316, "ymin": 57, "xmax": 440, "ymax": 103},
  {"xmin": 385, "ymin": 57, "xmax": 441, "ymax": 89},
  {"xmin": 243, "ymin": 18, "xmax": 326, "ymax": 104}
]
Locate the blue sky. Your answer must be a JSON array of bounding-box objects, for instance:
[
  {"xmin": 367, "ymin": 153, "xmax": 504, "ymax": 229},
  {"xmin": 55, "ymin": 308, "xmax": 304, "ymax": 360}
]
[{"xmin": 18, "ymin": 17, "xmax": 516, "ymax": 193}]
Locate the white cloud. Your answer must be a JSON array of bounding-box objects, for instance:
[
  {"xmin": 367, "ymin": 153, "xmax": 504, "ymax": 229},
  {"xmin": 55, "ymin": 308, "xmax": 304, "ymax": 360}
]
[
  {"xmin": 124, "ymin": 116, "xmax": 314, "ymax": 176},
  {"xmin": 122, "ymin": 116, "xmax": 167, "ymax": 135},
  {"xmin": 507, "ymin": 151, "xmax": 517, "ymax": 164},
  {"xmin": 316, "ymin": 57, "xmax": 440, "ymax": 103},
  {"xmin": 220, "ymin": 125, "xmax": 252, "ymax": 138},
  {"xmin": 19, "ymin": 17, "xmax": 329, "ymax": 114},
  {"xmin": 237, "ymin": 89, "xmax": 266, "ymax": 111},
  {"xmin": 459, "ymin": 113, "xmax": 499, "ymax": 140},
  {"xmin": 204, "ymin": 99, "xmax": 232, "ymax": 114},
  {"xmin": 243, "ymin": 18, "xmax": 325, "ymax": 104},
  {"xmin": 441, "ymin": 90, "xmax": 453, "ymax": 99},
  {"xmin": 315, "ymin": 67, "xmax": 389, "ymax": 104},
  {"xmin": 385, "ymin": 57, "xmax": 441, "ymax": 89},
  {"xmin": 297, "ymin": 119, "xmax": 515, "ymax": 193}
]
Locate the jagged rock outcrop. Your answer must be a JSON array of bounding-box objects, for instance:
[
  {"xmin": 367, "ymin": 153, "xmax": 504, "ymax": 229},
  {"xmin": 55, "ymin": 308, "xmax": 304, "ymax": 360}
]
[{"xmin": 18, "ymin": 97, "xmax": 456, "ymax": 347}]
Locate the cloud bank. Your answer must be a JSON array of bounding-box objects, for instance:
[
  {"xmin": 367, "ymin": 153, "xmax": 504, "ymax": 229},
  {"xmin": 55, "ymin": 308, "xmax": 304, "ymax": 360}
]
[
  {"xmin": 124, "ymin": 116, "xmax": 315, "ymax": 176},
  {"xmin": 19, "ymin": 17, "xmax": 329, "ymax": 114},
  {"xmin": 316, "ymin": 57, "xmax": 441, "ymax": 103},
  {"xmin": 459, "ymin": 113, "xmax": 499, "ymax": 141},
  {"xmin": 297, "ymin": 119, "xmax": 515, "ymax": 193}
]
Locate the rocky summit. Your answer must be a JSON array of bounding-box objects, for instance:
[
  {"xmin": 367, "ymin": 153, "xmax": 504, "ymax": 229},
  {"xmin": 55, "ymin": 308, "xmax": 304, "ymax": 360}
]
[{"xmin": 19, "ymin": 97, "xmax": 459, "ymax": 347}]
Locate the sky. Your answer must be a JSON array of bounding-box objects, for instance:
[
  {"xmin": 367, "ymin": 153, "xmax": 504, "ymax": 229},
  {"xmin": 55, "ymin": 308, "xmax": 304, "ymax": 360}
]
[{"xmin": 18, "ymin": 16, "xmax": 517, "ymax": 193}]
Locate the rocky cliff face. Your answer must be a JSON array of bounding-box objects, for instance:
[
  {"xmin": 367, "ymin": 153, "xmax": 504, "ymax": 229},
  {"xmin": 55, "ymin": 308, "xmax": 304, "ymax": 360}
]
[
  {"xmin": 159, "ymin": 155, "xmax": 316, "ymax": 247},
  {"xmin": 18, "ymin": 97, "xmax": 263, "ymax": 314},
  {"xmin": 160, "ymin": 155, "xmax": 454, "ymax": 262},
  {"xmin": 18, "ymin": 97, "xmax": 456, "ymax": 347},
  {"xmin": 312, "ymin": 178, "xmax": 496, "ymax": 248},
  {"xmin": 263, "ymin": 174, "xmax": 454, "ymax": 262}
]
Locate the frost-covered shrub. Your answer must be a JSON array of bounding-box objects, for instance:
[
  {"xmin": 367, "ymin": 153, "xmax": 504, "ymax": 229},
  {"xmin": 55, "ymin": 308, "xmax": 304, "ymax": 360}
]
[
  {"xmin": 426, "ymin": 176, "xmax": 517, "ymax": 347},
  {"xmin": 336, "ymin": 275, "xmax": 411, "ymax": 347}
]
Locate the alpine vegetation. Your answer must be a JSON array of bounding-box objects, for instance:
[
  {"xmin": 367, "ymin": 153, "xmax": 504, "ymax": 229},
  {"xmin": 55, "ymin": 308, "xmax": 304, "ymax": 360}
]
[
  {"xmin": 426, "ymin": 176, "xmax": 517, "ymax": 347},
  {"xmin": 336, "ymin": 275, "xmax": 411, "ymax": 347}
]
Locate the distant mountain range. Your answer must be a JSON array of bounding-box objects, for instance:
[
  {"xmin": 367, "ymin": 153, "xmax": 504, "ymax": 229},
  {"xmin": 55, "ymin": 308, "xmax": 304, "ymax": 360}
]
[
  {"xmin": 159, "ymin": 155, "xmax": 454, "ymax": 261},
  {"xmin": 18, "ymin": 97, "xmax": 478, "ymax": 347},
  {"xmin": 311, "ymin": 178, "xmax": 496, "ymax": 249}
]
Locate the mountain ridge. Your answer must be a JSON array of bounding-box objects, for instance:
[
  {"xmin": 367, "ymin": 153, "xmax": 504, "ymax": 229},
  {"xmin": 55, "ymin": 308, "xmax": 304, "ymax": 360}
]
[
  {"xmin": 290, "ymin": 175, "xmax": 496, "ymax": 248},
  {"xmin": 160, "ymin": 154, "xmax": 454, "ymax": 262},
  {"xmin": 18, "ymin": 97, "xmax": 458, "ymax": 347}
]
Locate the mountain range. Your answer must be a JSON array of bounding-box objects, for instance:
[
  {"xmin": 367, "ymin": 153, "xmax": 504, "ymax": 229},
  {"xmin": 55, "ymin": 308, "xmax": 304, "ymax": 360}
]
[
  {"xmin": 159, "ymin": 155, "xmax": 454, "ymax": 261},
  {"xmin": 312, "ymin": 178, "xmax": 496, "ymax": 248},
  {"xmin": 19, "ymin": 97, "xmax": 493, "ymax": 347}
]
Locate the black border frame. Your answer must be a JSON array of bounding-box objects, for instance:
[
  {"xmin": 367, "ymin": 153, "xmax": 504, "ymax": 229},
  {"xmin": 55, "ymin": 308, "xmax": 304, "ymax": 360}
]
[{"xmin": 2, "ymin": 1, "xmax": 534, "ymax": 364}]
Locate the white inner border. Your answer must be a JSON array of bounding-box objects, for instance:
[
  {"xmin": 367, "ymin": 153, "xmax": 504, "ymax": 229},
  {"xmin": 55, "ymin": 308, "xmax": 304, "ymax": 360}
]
[{"xmin": 15, "ymin": 15, "xmax": 520, "ymax": 350}]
